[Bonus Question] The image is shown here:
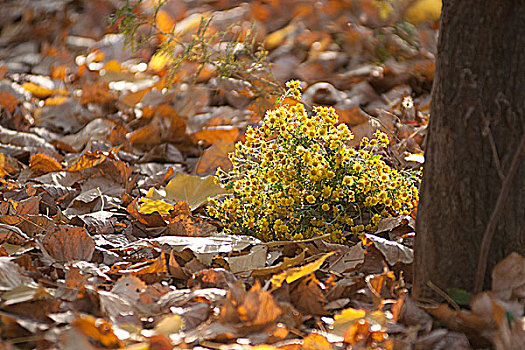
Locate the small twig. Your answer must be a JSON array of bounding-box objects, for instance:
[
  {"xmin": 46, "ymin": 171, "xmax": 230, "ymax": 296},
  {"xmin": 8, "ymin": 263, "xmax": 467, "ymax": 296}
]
[
  {"xmin": 474, "ymin": 133, "xmax": 525, "ymax": 293},
  {"xmin": 263, "ymin": 233, "xmax": 331, "ymax": 247},
  {"xmin": 96, "ymin": 186, "xmax": 105, "ymax": 212},
  {"xmin": 483, "ymin": 122, "xmax": 505, "ymax": 181},
  {"xmin": 427, "ymin": 281, "xmax": 460, "ymax": 311}
]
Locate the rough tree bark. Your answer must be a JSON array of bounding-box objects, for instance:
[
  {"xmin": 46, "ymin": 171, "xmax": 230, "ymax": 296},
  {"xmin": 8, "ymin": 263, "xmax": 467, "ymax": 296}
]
[{"xmin": 413, "ymin": 0, "xmax": 525, "ymax": 298}]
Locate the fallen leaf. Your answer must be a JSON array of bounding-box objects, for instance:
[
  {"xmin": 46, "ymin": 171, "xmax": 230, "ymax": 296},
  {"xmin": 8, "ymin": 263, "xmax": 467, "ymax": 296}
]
[
  {"xmin": 0, "ymin": 91, "xmax": 18, "ymax": 113},
  {"xmin": 66, "ymin": 151, "xmax": 107, "ymax": 172},
  {"xmin": 0, "ymin": 257, "xmax": 35, "ymax": 291},
  {"xmin": 70, "ymin": 316, "xmax": 122, "ymax": 348},
  {"xmin": 271, "ymin": 252, "xmax": 335, "ymax": 290},
  {"xmin": 41, "ymin": 225, "xmax": 95, "ymax": 262},
  {"xmin": 364, "ymin": 234, "xmax": 413, "ymax": 265},
  {"xmin": 192, "ymin": 126, "xmax": 240, "ymax": 146},
  {"xmin": 195, "ymin": 140, "xmax": 234, "ymax": 175},
  {"xmin": 30, "ymin": 154, "xmax": 63, "ymax": 174},
  {"xmin": 164, "ymin": 173, "xmax": 228, "ymax": 210},
  {"xmin": 22, "ymin": 82, "xmax": 67, "ymax": 99},
  {"xmin": 491, "ymin": 252, "xmax": 525, "ymax": 300},
  {"xmin": 154, "ymin": 314, "xmax": 184, "ymax": 336},
  {"xmin": 405, "ymin": 0, "xmax": 442, "ymax": 24}
]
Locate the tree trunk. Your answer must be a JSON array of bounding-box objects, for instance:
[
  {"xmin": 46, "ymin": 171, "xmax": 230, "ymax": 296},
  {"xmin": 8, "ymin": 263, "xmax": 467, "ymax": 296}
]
[{"xmin": 413, "ymin": 0, "xmax": 525, "ymax": 298}]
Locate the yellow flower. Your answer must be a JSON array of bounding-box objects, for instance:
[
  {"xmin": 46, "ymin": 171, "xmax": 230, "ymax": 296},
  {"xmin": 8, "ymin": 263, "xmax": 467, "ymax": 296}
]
[
  {"xmin": 342, "ymin": 175, "xmax": 353, "ymax": 186},
  {"xmin": 208, "ymin": 82, "xmax": 420, "ymax": 242}
]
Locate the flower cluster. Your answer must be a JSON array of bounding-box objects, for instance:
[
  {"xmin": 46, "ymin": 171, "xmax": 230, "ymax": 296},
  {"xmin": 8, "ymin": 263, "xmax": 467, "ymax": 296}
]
[{"xmin": 207, "ymin": 81, "xmax": 419, "ymax": 242}]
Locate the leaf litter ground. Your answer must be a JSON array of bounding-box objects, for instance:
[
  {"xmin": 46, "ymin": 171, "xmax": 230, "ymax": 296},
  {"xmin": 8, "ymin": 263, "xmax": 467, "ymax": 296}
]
[{"xmin": 0, "ymin": 0, "xmax": 523, "ymax": 349}]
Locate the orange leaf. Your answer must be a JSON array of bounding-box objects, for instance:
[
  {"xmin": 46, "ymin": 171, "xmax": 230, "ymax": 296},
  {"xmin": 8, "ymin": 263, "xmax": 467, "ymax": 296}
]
[
  {"xmin": 30, "ymin": 154, "xmax": 63, "ymax": 174},
  {"xmin": 66, "ymin": 151, "xmax": 107, "ymax": 172},
  {"xmin": 0, "ymin": 154, "xmax": 19, "ymax": 178},
  {"xmin": 192, "ymin": 126, "xmax": 239, "ymax": 146},
  {"xmin": 80, "ymin": 82, "xmax": 116, "ymax": 105},
  {"xmin": 51, "ymin": 65, "xmax": 68, "ymax": 81},
  {"xmin": 335, "ymin": 106, "xmax": 369, "ymax": 126},
  {"xmin": 195, "ymin": 140, "xmax": 234, "ymax": 175},
  {"xmin": 103, "ymin": 59, "xmax": 122, "ymax": 72},
  {"xmin": 71, "ymin": 316, "xmax": 122, "ymax": 348},
  {"xmin": 44, "ymin": 96, "xmax": 68, "ymax": 106},
  {"xmin": 21, "ymin": 82, "xmax": 53, "ymax": 99},
  {"xmin": 0, "ymin": 91, "xmax": 18, "ymax": 113},
  {"xmin": 124, "ymin": 253, "xmax": 167, "ymax": 275},
  {"xmin": 129, "ymin": 116, "xmax": 164, "ymax": 146},
  {"xmin": 302, "ymin": 333, "xmax": 332, "ymax": 350},
  {"xmin": 156, "ymin": 9, "xmax": 175, "ymax": 42},
  {"xmin": 120, "ymin": 89, "xmax": 149, "ymax": 108}
]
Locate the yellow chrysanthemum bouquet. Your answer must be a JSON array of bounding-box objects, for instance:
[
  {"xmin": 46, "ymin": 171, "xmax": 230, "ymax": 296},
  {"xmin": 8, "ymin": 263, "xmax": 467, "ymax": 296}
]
[{"xmin": 207, "ymin": 81, "xmax": 419, "ymax": 242}]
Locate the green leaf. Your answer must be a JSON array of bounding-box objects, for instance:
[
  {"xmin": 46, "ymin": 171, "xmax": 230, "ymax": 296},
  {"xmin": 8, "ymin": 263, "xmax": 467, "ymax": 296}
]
[{"xmin": 446, "ymin": 288, "xmax": 473, "ymax": 306}]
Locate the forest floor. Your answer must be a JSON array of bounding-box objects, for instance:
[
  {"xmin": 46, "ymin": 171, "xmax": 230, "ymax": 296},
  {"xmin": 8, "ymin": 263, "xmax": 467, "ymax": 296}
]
[{"xmin": 0, "ymin": 1, "xmax": 522, "ymax": 349}]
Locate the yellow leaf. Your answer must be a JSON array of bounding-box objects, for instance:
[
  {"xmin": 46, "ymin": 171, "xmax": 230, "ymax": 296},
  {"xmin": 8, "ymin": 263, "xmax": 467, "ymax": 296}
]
[
  {"xmin": 265, "ymin": 24, "xmax": 296, "ymax": 50},
  {"xmin": 334, "ymin": 308, "xmax": 367, "ymax": 324},
  {"xmin": 270, "ymin": 251, "xmax": 335, "ymax": 289},
  {"xmin": 405, "ymin": 0, "xmax": 441, "ymax": 24},
  {"xmin": 138, "ymin": 198, "xmax": 175, "ymax": 216},
  {"xmin": 103, "ymin": 59, "xmax": 123, "ymax": 72},
  {"xmin": 44, "ymin": 96, "xmax": 68, "ymax": 106},
  {"xmin": 148, "ymin": 50, "xmax": 173, "ymax": 72},
  {"xmin": 156, "ymin": 9, "xmax": 175, "ymax": 42},
  {"xmin": 22, "ymin": 82, "xmax": 66, "ymax": 99},
  {"xmin": 165, "ymin": 173, "xmax": 228, "ymax": 211},
  {"xmin": 66, "ymin": 152, "xmax": 107, "ymax": 172},
  {"xmin": 154, "ymin": 314, "xmax": 184, "ymax": 336},
  {"xmin": 174, "ymin": 12, "xmax": 209, "ymax": 36}
]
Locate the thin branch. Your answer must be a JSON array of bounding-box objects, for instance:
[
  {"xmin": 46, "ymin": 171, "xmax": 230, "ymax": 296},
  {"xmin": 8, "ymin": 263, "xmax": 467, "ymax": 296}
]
[
  {"xmin": 474, "ymin": 133, "xmax": 525, "ymax": 293},
  {"xmin": 482, "ymin": 122, "xmax": 505, "ymax": 181},
  {"xmin": 427, "ymin": 280, "xmax": 460, "ymax": 310}
]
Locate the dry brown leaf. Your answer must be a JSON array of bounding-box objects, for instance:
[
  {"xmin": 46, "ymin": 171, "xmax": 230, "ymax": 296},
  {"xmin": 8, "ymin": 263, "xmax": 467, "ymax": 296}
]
[
  {"xmin": 42, "ymin": 225, "xmax": 95, "ymax": 262},
  {"xmin": 195, "ymin": 140, "xmax": 234, "ymax": 175},
  {"xmin": 164, "ymin": 172, "xmax": 228, "ymax": 210},
  {"xmin": 0, "ymin": 91, "xmax": 18, "ymax": 113},
  {"xmin": 491, "ymin": 252, "xmax": 525, "ymax": 300},
  {"xmin": 0, "ymin": 154, "xmax": 20, "ymax": 178},
  {"xmin": 29, "ymin": 154, "xmax": 63, "ymax": 174},
  {"xmin": 290, "ymin": 275, "xmax": 327, "ymax": 316},
  {"xmin": 80, "ymin": 82, "xmax": 116, "ymax": 105}
]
